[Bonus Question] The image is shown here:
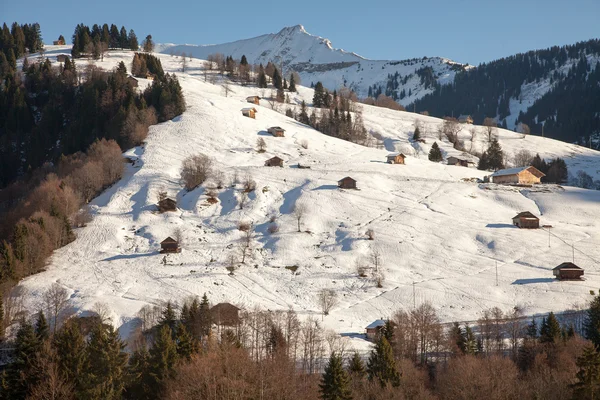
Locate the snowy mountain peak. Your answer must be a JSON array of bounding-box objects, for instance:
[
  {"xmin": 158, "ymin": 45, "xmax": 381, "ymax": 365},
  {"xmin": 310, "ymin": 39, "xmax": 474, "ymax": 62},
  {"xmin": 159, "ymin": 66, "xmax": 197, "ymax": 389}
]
[{"xmin": 275, "ymin": 24, "xmax": 307, "ymax": 36}]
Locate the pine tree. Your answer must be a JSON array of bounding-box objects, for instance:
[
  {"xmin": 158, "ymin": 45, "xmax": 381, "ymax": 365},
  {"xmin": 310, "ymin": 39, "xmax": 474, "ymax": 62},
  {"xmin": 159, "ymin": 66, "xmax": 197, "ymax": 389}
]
[
  {"xmin": 450, "ymin": 322, "xmax": 466, "ymax": 354},
  {"xmin": 347, "ymin": 352, "xmax": 365, "ymax": 378},
  {"xmin": 540, "ymin": 312, "xmax": 561, "ymax": 344},
  {"xmin": 313, "ymin": 82, "xmax": 326, "ymax": 108},
  {"xmin": 547, "ymin": 157, "xmax": 568, "ymax": 183},
  {"xmin": 367, "ymin": 337, "xmax": 401, "ymax": 387},
  {"xmin": 116, "ymin": 61, "xmax": 127, "ymax": 77},
  {"xmin": 174, "ymin": 322, "xmax": 196, "ymax": 361},
  {"xmin": 148, "ymin": 325, "xmax": 178, "ymax": 393},
  {"xmin": 382, "ymin": 320, "xmax": 394, "ymax": 345},
  {"xmin": 34, "ymin": 311, "xmax": 49, "ymax": 342},
  {"xmin": 240, "ymin": 55, "xmax": 248, "ymax": 66},
  {"xmin": 257, "ymin": 64, "xmax": 268, "ymax": 88},
  {"xmin": 54, "ymin": 321, "xmax": 87, "ymax": 395},
  {"xmin": 298, "ymin": 101, "xmax": 310, "ymax": 125},
  {"xmin": 7, "ymin": 321, "xmax": 41, "ymax": 399},
  {"xmin": 128, "ymin": 30, "xmax": 139, "ymax": 51},
  {"xmin": 273, "ymin": 67, "xmax": 283, "ymax": 90},
  {"xmin": 126, "ymin": 347, "xmax": 152, "ymax": 400},
  {"xmin": 283, "ymin": 78, "xmax": 288, "ymax": 90},
  {"xmin": 484, "ymin": 139, "xmax": 504, "ymax": 170},
  {"xmin": 159, "ymin": 301, "xmax": 177, "ymax": 336},
  {"xmin": 464, "ymin": 325, "xmax": 478, "ymax": 355},
  {"xmin": 84, "ymin": 323, "xmax": 128, "ymax": 399},
  {"xmin": 142, "ymin": 35, "xmax": 154, "ymax": 53},
  {"xmin": 413, "ymin": 126, "xmax": 421, "ymax": 141},
  {"xmin": 572, "ymin": 346, "xmax": 600, "ymax": 399},
  {"xmin": 320, "ymin": 352, "xmax": 352, "ymax": 400},
  {"xmin": 428, "ymin": 142, "xmax": 443, "ymax": 162},
  {"xmin": 289, "ymin": 74, "xmax": 297, "ymax": 92},
  {"xmin": 198, "ymin": 293, "xmax": 211, "ymax": 337},
  {"xmin": 478, "ymin": 151, "xmax": 489, "ymax": 170},
  {"xmin": 531, "ymin": 153, "xmax": 548, "ymax": 175},
  {"xmin": 526, "ymin": 317, "xmax": 538, "ymax": 339},
  {"xmin": 585, "ymin": 294, "xmax": 600, "ymax": 347}
]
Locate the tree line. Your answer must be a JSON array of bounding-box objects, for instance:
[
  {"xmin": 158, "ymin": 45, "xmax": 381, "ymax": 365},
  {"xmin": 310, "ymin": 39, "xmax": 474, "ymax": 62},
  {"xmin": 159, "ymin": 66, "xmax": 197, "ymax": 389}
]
[
  {"xmin": 71, "ymin": 23, "xmax": 140, "ymax": 58},
  {"xmin": 3, "ymin": 287, "xmax": 600, "ymax": 399}
]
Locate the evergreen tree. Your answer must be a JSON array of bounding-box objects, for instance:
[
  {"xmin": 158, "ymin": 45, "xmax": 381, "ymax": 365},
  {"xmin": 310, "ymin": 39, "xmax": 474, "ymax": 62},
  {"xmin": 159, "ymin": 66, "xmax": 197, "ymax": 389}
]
[
  {"xmin": 585, "ymin": 294, "xmax": 600, "ymax": 348},
  {"xmin": 526, "ymin": 317, "xmax": 538, "ymax": 339},
  {"xmin": 450, "ymin": 322, "xmax": 466, "ymax": 354},
  {"xmin": 54, "ymin": 321, "xmax": 87, "ymax": 395},
  {"xmin": 34, "ymin": 311, "xmax": 49, "ymax": 342},
  {"xmin": 298, "ymin": 100, "xmax": 310, "ymax": 125},
  {"xmin": 119, "ymin": 26, "xmax": 128, "ymax": 49},
  {"xmin": 289, "ymin": 73, "xmax": 297, "ymax": 92},
  {"xmin": 546, "ymin": 157, "xmax": 568, "ymax": 183},
  {"xmin": 283, "ymin": 77, "xmax": 288, "ymax": 90},
  {"xmin": 484, "ymin": 139, "xmax": 505, "ymax": 170},
  {"xmin": 117, "ymin": 61, "xmax": 127, "ymax": 77},
  {"xmin": 413, "ymin": 126, "xmax": 421, "ymax": 141},
  {"xmin": 128, "ymin": 30, "xmax": 139, "ymax": 51},
  {"xmin": 540, "ymin": 312, "xmax": 561, "ymax": 344},
  {"xmin": 273, "ymin": 67, "xmax": 283, "ymax": 90},
  {"xmin": 198, "ymin": 293, "xmax": 211, "ymax": 337},
  {"xmin": 174, "ymin": 322, "xmax": 196, "ymax": 360},
  {"xmin": 313, "ymin": 82, "xmax": 326, "ymax": 108},
  {"xmin": 84, "ymin": 323, "xmax": 128, "ymax": 399},
  {"xmin": 478, "ymin": 151, "xmax": 489, "ymax": 170},
  {"xmin": 148, "ymin": 325, "xmax": 178, "ymax": 393},
  {"xmin": 125, "ymin": 348, "xmax": 152, "ymax": 400},
  {"xmin": 142, "ymin": 35, "xmax": 154, "ymax": 53},
  {"xmin": 367, "ymin": 337, "xmax": 401, "ymax": 388},
  {"xmin": 257, "ymin": 64, "xmax": 268, "ymax": 88},
  {"xmin": 428, "ymin": 142, "xmax": 443, "ymax": 162},
  {"xmin": 382, "ymin": 320, "xmax": 394, "ymax": 345},
  {"xmin": 159, "ymin": 301, "xmax": 177, "ymax": 335},
  {"xmin": 240, "ymin": 55, "xmax": 248, "ymax": 66},
  {"xmin": 320, "ymin": 352, "xmax": 352, "ymax": 400},
  {"xmin": 531, "ymin": 153, "xmax": 548, "ymax": 175},
  {"xmin": 7, "ymin": 321, "xmax": 41, "ymax": 399},
  {"xmin": 347, "ymin": 352, "xmax": 366, "ymax": 378},
  {"xmin": 572, "ymin": 346, "xmax": 600, "ymax": 400},
  {"xmin": 464, "ymin": 325, "xmax": 478, "ymax": 355}
]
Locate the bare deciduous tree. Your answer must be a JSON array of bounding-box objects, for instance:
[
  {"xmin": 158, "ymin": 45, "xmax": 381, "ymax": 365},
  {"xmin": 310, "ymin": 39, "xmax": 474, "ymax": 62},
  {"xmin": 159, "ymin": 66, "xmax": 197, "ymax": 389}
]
[
  {"xmin": 181, "ymin": 52, "xmax": 187, "ymax": 72},
  {"xmin": 43, "ymin": 283, "xmax": 71, "ymax": 334},
  {"xmin": 92, "ymin": 302, "xmax": 111, "ymax": 323},
  {"xmin": 513, "ymin": 150, "xmax": 534, "ymax": 167},
  {"xmin": 483, "ymin": 117, "xmax": 497, "ymax": 142},
  {"xmin": 239, "ymin": 191, "xmax": 249, "ymax": 209},
  {"xmin": 370, "ymin": 246, "xmax": 382, "ymax": 272},
  {"xmin": 257, "ymin": 137, "xmax": 267, "ymax": 153},
  {"xmin": 317, "ymin": 289, "xmax": 338, "ymax": 317},
  {"xmin": 365, "ymin": 228, "xmax": 375, "ymax": 240},
  {"xmin": 292, "ymin": 203, "xmax": 307, "ymax": 232},
  {"xmin": 181, "ymin": 153, "xmax": 213, "ymax": 190},
  {"xmin": 222, "ymin": 82, "xmax": 231, "ymax": 97}
]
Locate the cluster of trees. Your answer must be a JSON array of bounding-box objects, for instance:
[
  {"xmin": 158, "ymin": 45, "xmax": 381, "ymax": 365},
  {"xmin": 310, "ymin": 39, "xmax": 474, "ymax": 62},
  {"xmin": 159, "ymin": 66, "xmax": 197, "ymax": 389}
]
[
  {"xmin": 477, "ymin": 139, "xmax": 505, "ymax": 171},
  {"xmin": 531, "ymin": 153, "xmax": 569, "ymax": 183},
  {"xmin": 0, "ymin": 139, "xmax": 124, "ymax": 296},
  {"xmin": 71, "ymin": 23, "xmax": 139, "ymax": 58},
  {"xmin": 131, "ymin": 52, "xmax": 164, "ymax": 78},
  {"xmin": 411, "ymin": 39, "xmax": 600, "ymax": 146},
  {"xmin": 289, "ymin": 87, "xmax": 370, "ymax": 146},
  {"xmin": 0, "ymin": 22, "xmax": 44, "ymax": 74},
  {"xmin": 5, "ymin": 285, "xmax": 600, "ymax": 399}
]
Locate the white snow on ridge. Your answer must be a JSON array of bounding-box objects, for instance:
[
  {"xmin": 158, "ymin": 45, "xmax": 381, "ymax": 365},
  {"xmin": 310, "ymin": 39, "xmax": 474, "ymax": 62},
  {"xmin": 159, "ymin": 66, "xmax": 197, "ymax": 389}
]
[{"xmin": 17, "ymin": 50, "xmax": 600, "ymax": 347}]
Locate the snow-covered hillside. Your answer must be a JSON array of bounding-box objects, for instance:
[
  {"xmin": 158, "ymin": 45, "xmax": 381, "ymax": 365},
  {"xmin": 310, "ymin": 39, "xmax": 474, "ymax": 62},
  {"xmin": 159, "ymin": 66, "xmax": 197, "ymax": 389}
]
[
  {"xmin": 158, "ymin": 25, "xmax": 466, "ymax": 105},
  {"xmin": 18, "ymin": 48, "xmax": 600, "ymax": 347}
]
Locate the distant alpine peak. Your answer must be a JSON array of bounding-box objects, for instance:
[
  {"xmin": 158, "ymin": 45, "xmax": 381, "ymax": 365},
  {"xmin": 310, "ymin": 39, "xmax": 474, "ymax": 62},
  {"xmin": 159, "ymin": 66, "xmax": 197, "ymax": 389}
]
[{"xmin": 276, "ymin": 24, "xmax": 307, "ymax": 35}]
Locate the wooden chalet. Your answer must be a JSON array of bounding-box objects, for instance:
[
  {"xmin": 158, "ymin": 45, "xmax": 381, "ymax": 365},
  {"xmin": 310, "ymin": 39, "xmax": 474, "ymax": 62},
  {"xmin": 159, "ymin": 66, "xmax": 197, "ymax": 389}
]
[
  {"xmin": 264, "ymin": 156, "xmax": 284, "ymax": 167},
  {"xmin": 160, "ymin": 237, "xmax": 180, "ymax": 254},
  {"xmin": 127, "ymin": 76, "xmax": 139, "ymax": 88},
  {"xmin": 386, "ymin": 153, "xmax": 406, "ymax": 164},
  {"xmin": 158, "ymin": 198, "xmax": 177, "ymax": 213},
  {"xmin": 56, "ymin": 54, "xmax": 69, "ymax": 62},
  {"xmin": 267, "ymin": 126, "xmax": 285, "ymax": 137},
  {"xmin": 211, "ymin": 303, "xmax": 241, "ymax": 326},
  {"xmin": 242, "ymin": 107, "xmax": 257, "ymax": 119},
  {"xmin": 246, "ymin": 95, "xmax": 261, "ymax": 105},
  {"xmin": 338, "ymin": 177, "xmax": 357, "ymax": 189},
  {"xmin": 365, "ymin": 319, "xmax": 386, "ymax": 340},
  {"xmin": 447, "ymin": 156, "xmax": 472, "ymax": 167},
  {"xmin": 53, "ymin": 38, "xmax": 65, "ymax": 45},
  {"xmin": 512, "ymin": 211, "xmax": 539, "ymax": 229},
  {"xmin": 491, "ymin": 166, "xmax": 545, "ymax": 185},
  {"xmin": 458, "ymin": 114, "xmax": 474, "ymax": 124},
  {"xmin": 553, "ymin": 262, "xmax": 584, "ymax": 280}
]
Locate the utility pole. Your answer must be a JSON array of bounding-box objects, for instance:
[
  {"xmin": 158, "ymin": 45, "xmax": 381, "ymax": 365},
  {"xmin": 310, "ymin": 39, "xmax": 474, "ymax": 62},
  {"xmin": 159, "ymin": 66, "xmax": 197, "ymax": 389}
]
[{"xmin": 495, "ymin": 261, "xmax": 498, "ymax": 286}]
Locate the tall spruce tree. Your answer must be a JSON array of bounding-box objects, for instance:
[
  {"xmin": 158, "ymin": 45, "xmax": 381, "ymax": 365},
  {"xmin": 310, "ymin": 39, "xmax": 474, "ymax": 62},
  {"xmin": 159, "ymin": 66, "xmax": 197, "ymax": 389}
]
[
  {"xmin": 540, "ymin": 312, "xmax": 561, "ymax": 344},
  {"xmin": 289, "ymin": 73, "xmax": 297, "ymax": 92},
  {"xmin": 272, "ymin": 67, "xmax": 283, "ymax": 90},
  {"xmin": 428, "ymin": 142, "xmax": 443, "ymax": 162},
  {"xmin": 585, "ymin": 294, "xmax": 600, "ymax": 348},
  {"xmin": 347, "ymin": 352, "xmax": 366, "ymax": 378},
  {"xmin": 367, "ymin": 336, "xmax": 401, "ymax": 387},
  {"xmin": 484, "ymin": 139, "xmax": 504, "ymax": 170},
  {"xmin": 148, "ymin": 325, "xmax": 178, "ymax": 394},
  {"xmin": 571, "ymin": 346, "xmax": 600, "ymax": 400},
  {"xmin": 159, "ymin": 301, "xmax": 177, "ymax": 336},
  {"xmin": 320, "ymin": 352, "xmax": 352, "ymax": 400},
  {"xmin": 125, "ymin": 348, "xmax": 152, "ymax": 400},
  {"xmin": 34, "ymin": 311, "xmax": 49, "ymax": 342},
  {"xmin": 313, "ymin": 82, "xmax": 326, "ymax": 108},
  {"xmin": 7, "ymin": 321, "xmax": 41, "ymax": 399},
  {"xmin": 198, "ymin": 293, "xmax": 211, "ymax": 337},
  {"xmin": 54, "ymin": 321, "xmax": 87, "ymax": 395},
  {"xmin": 257, "ymin": 64, "xmax": 268, "ymax": 88}
]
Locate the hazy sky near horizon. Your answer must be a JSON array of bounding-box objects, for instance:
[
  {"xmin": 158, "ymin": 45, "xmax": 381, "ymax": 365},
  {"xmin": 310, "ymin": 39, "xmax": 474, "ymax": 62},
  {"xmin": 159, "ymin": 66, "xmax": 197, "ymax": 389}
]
[{"xmin": 2, "ymin": 0, "xmax": 599, "ymax": 65}]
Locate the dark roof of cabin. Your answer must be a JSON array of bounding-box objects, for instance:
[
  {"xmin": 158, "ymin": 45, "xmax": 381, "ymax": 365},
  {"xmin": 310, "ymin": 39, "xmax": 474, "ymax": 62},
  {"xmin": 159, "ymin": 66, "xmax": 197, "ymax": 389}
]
[
  {"xmin": 366, "ymin": 319, "xmax": 386, "ymax": 329},
  {"xmin": 338, "ymin": 176, "xmax": 356, "ymax": 183},
  {"xmin": 553, "ymin": 262, "xmax": 583, "ymax": 271},
  {"xmin": 267, "ymin": 156, "xmax": 283, "ymax": 162},
  {"xmin": 513, "ymin": 211, "xmax": 538, "ymax": 219},
  {"xmin": 161, "ymin": 236, "xmax": 178, "ymax": 244}
]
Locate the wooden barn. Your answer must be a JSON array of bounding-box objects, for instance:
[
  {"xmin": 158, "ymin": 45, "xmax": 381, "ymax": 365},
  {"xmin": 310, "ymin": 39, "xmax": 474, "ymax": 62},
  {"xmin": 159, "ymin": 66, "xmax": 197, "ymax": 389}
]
[
  {"xmin": 447, "ymin": 156, "xmax": 472, "ymax": 167},
  {"xmin": 160, "ymin": 237, "xmax": 180, "ymax": 254},
  {"xmin": 246, "ymin": 95, "xmax": 261, "ymax": 105},
  {"xmin": 127, "ymin": 76, "xmax": 139, "ymax": 88},
  {"xmin": 512, "ymin": 211, "xmax": 539, "ymax": 229},
  {"xmin": 53, "ymin": 38, "xmax": 65, "ymax": 45},
  {"xmin": 491, "ymin": 166, "xmax": 545, "ymax": 185},
  {"xmin": 56, "ymin": 54, "xmax": 69, "ymax": 62},
  {"xmin": 264, "ymin": 156, "xmax": 284, "ymax": 167},
  {"xmin": 338, "ymin": 177, "xmax": 357, "ymax": 189},
  {"xmin": 158, "ymin": 198, "xmax": 177, "ymax": 213},
  {"xmin": 211, "ymin": 303, "xmax": 241, "ymax": 327},
  {"xmin": 242, "ymin": 107, "xmax": 257, "ymax": 119},
  {"xmin": 365, "ymin": 319, "xmax": 386, "ymax": 340},
  {"xmin": 553, "ymin": 262, "xmax": 584, "ymax": 280},
  {"xmin": 458, "ymin": 114, "xmax": 474, "ymax": 124},
  {"xmin": 268, "ymin": 126, "xmax": 285, "ymax": 137},
  {"xmin": 386, "ymin": 153, "xmax": 406, "ymax": 164}
]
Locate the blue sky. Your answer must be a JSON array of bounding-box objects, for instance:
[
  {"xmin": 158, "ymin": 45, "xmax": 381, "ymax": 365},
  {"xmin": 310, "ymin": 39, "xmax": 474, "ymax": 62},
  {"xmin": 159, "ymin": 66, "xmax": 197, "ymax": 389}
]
[{"xmin": 2, "ymin": 0, "xmax": 599, "ymax": 65}]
